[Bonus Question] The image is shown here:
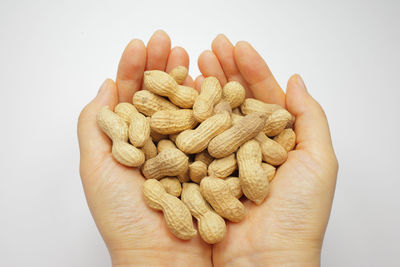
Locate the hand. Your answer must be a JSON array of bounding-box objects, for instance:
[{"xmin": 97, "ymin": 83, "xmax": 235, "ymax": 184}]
[
  {"xmin": 78, "ymin": 30, "xmax": 211, "ymax": 266},
  {"xmin": 196, "ymin": 34, "xmax": 338, "ymax": 266}
]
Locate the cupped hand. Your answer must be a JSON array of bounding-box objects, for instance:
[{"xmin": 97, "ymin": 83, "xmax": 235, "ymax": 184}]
[
  {"xmin": 78, "ymin": 30, "xmax": 211, "ymax": 267},
  {"xmin": 196, "ymin": 34, "xmax": 338, "ymax": 267}
]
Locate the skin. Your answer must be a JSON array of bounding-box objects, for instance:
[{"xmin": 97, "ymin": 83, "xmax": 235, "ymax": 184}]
[{"xmin": 78, "ymin": 31, "xmax": 338, "ymax": 266}]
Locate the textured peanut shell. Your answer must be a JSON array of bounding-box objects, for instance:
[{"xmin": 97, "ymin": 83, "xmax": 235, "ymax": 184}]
[
  {"xmin": 177, "ymin": 168, "xmax": 190, "ymax": 183},
  {"xmin": 237, "ymin": 140, "xmax": 269, "ymax": 205},
  {"xmin": 264, "ymin": 109, "xmax": 293, "ymax": 136},
  {"xmin": 181, "ymin": 183, "xmax": 226, "ymax": 244},
  {"xmin": 151, "ymin": 109, "xmax": 198, "ymax": 135},
  {"xmin": 114, "ymin": 102, "xmax": 138, "ymax": 125},
  {"xmin": 222, "ymin": 81, "xmax": 246, "ymax": 108},
  {"xmin": 169, "ymin": 133, "xmax": 179, "ymax": 142},
  {"xmin": 200, "ymin": 176, "xmax": 245, "ymax": 222},
  {"xmin": 225, "ymin": 177, "xmax": 243, "ymax": 198},
  {"xmin": 232, "ymin": 107, "xmax": 243, "ymax": 115},
  {"xmin": 261, "ymin": 163, "xmax": 276, "ymax": 182},
  {"xmin": 157, "ymin": 139, "xmax": 177, "ymax": 153},
  {"xmin": 144, "ymin": 70, "xmax": 178, "ymax": 96},
  {"xmin": 231, "ymin": 113, "xmax": 244, "ymax": 125},
  {"xmin": 97, "ymin": 106, "xmax": 128, "ymax": 142},
  {"xmin": 213, "ymin": 100, "xmax": 232, "ymax": 115},
  {"xmin": 194, "ymin": 151, "xmax": 213, "ymax": 166},
  {"xmin": 128, "ymin": 112, "xmax": 150, "ymax": 147},
  {"xmin": 142, "ymin": 138, "xmax": 157, "ymax": 160},
  {"xmin": 112, "ymin": 141, "xmax": 145, "ymax": 167},
  {"xmin": 208, "ymin": 112, "xmax": 266, "ymax": 158},
  {"xmin": 169, "ymin": 66, "xmax": 188, "ymax": 85},
  {"xmin": 189, "ymin": 161, "xmax": 208, "ymax": 183},
  {"xmin": 240, "ymin": 98, "xmax": 282, "ymax": 118},
  {"xmin": 208, "ymin": 154, "xmax": 237, "ymax": 178},
  {"xmin": 132, "ymin": 90, "xmax": 178, "ymax": 117},
  {"xmin": 142, "ymin": 149, "xmax": 189, "ymax": 180},
  {"xmin": 176, "ymin": 112, "xmax": 231, "ymax": 154},
  {"xmin": 193, "ymin": 77, "xmax": 222, "ymax": 122},
  {"xmin": 143, "ymin": 179, "xmax": 196, "ymax": 240},
  {"xmin": 171, "ymin": 85, "xmax": 198, "ymax": 108},
  {"xmin": 273, "ymin": 128, "xmax": 296, "ymax": 152},
  {"xmin": 255, "ymin": 133, "xmax": 288, "ymax": 165},
  {"xmin": 159, "ymin": 177, "xmax": 182, "ymax": 197}
]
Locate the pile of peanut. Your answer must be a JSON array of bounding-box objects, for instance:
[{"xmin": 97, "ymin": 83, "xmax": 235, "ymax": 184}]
[{"xmin": 96, "ymin": 66, "xmax": 296, "ymax": 244}]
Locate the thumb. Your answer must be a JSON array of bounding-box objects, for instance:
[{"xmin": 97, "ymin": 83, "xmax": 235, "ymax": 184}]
[
  {"xmin": 77, "ymin": 79, "xmax": 118, "ymax": 166},
  {"xmin": 285, "ymin": 75, "xmax": 336, "ymax": 158}
]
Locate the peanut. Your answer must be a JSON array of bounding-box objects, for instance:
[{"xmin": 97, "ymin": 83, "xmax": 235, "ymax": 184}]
[
  {"xmin": 151, "ymin": 109, "xmax": 198, "ymax": 135},
  {"xmin": 273, "ymin": 128, "xmax": 296, "ymax": 151},
  {"xmin": 237, "ymin": 140, "xmax": 269, "ymax": 205},
  {"xmin": 189, "ymin": 161, "xmax": 208, "ymax": 183},
  {"xmin": 264, "ymin": 109, "xmax": 292, "ymax": 136},
  {"xmin": 169, "ymin": 66, "xmax": 188, "ymax": 85},
  {"xmin": 240, "ymin": 98, "xmax": 282, "ymax": 117},
  {"xmin": 143, "ymin": 179, "xmax": 196, "ymax": 240},
  {"xmin": 213, "ymin": 100, "xmax": 232, "ymax": 115},
  {"xmin": 169, "ymin": 133, "xmax": 179, "ymax": 143},
  {"xmin": 181, "ymin": 183, "xmax": 226, "ymax": 244},
  {"xmin": 97, "ymin": 106, "xmax": 145, "ymax": 167},
  {"xmin": 132, "ymin": 90, "xmax": 179, "ymax": 117},
  {"xmin": 261, "ymin": 163, "xmax": 276, "ymax": 182},
  {"xmin": 232, "ymin": 107, "xmax": 242, "ymax": 115},
  {"xmin": 114, "ymin": 102, "xmax": 138, "ymax": 124},
  {"xmin": 176, "ymin": 112, "xmax": 231, "ymax": 154},
  {"xmin": 231, "ymin": 113, "xmax": 244, "ymax": 125},
  {"xmin": 193, "ymin": 77, "xmax": 222, "ymax": 122},
  {"xmin": 255, "ymin": 132, "xmax": 288, "ymax": 165},
  {"xmin": 208, "ymin": 154, "xmax": 237, "ymax": 178},
  {"xmin": 222, "ymin": 81, "xmax": 246, "ymax": 108},
  {"xmin": 194, "ymin": 151, "xmax": 213, "ymax": 166},
  {"xmin": 128, "ymin": 112, "xmax": 150, "ymax": 147},
  {"xmin": 142, "ymin": 137, "xmax": 157, "ymax": 160},
  {"xmin": 142, "ymin": 148, "xmax": 188, "ymax": 180},
  {"xmin": 225, "ymin": 177, "xmax": 243, "ymax": 198},
  {"xmin": 156, "ymin": 140, "xmax": 190, "ymax": 183},
  {"xmin": 208, "ymin": 112, "xmax": 266, "ymax": 158},
  {"xmin": 159, "ymin": 177, "xmax": 182, "ymax": 197},
  {"xmin": 200, "ymin": 176, "xmax": 245, "ymax": 222},
  {"xmin": 144, "ymin": 70, "xmax": 198, "ymax": 108}
]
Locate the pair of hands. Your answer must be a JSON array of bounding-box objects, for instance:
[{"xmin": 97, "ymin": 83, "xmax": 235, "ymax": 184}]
[{"xmin": 78, "ymin": 30, "xmax": 338, "ymax": 266}]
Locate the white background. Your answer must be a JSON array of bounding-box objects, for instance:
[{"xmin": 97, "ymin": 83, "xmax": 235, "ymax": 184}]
[{"xmin": 1, "ymin": 1, "xmax": 399, "ymax": 266}]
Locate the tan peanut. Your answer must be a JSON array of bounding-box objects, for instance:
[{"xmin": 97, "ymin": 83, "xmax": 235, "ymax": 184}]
[
  {"xmin": 169, "ymin": 66, "xmax": 188, "ymax": 85},
  {"xmin": 261, "ymin": 163, "xmax": 276, "ymax": 182},
  {"xmin": 189, "ymin": 161, "xmax": 208, "ymax": 183},
  {"xmin": 200, "ymin": 176, "xmax": 245, "ymax": 222},
  {"xmin": 114, "ymin": 102, "xmax": 138, "ymax": 124},
  {"xmin": 208, "ymin": 112, "xmax": 266, "ymax": 158},
  {"xmin": 132, "ymin": 90, "xmax": 179, "ymax": 117},
  {"xmin": 159, "ymin": 177, "xmax": 182, "ymax": 197},
  {"xmin": 208, "ymin": 154, "xmax": 237, "ymax": 178},
  {"xmin": 176, "ymin": 112, "xmax": 231, "ymax": 154},
  {"xmin": 231, "ymin": 113, "xmax": 244, "ymax": 125},
  {"xmin": 144, "ymin": 70, "xmax": 198, "ymax": 108},
  {"xmin": 240, "ymin": 98, "xmax": 282, "ymax": 117},
  {"xmin": 194, "ymin": 151, "xmax": 213, "ymax": 166},
  {"xmin": 193, "ymin": 77, "xmax": 222, "ymax": 122},
  {"xmin": 169, "ymin": 133, "xmax": 179, "ymax": 143},
  {"xmin": 128, "ymin": 112, "xmax": 150, "ymax": 147},
  {"xmin": 232, "ymin": 107, "xmax": 243, "ymax": 115},
  {"xmin": 264, "ymin": 109, "xmax": 293, "ymax": 136},
  {"xmin": 213, "ymin": 100, "xmax": 232, "ymax": 115},
  {"xmin": 237, "ymin": 140, "xmax": 269, "ymax": 205},
  {"xmin": 222, "ymin": 81, "xmax": 246, "ymax": 108},
  {"xmin": 225, "ymin": 177, "xmax": 243, "ymax": 198},
  {"xmin": 142, "ymin": 137, "xmax": 157, "ymax": 160},
  {"xmin": 273, "ymin": 128, "xmax": 296, "ymax": 151},
  {"xmin": 143, "ymin": 179, "xmax": 196, "ymax": 240},
  {"xmin": 181, "ymin": 183, "xmax": 226, "ymax": 244},
  {"xmin": 156, "ymin": 140, "xmax": 189, "ymax": 183},
  {"xmin": 255, "ymin": 132, "xmax": 288, "ymax": 165},
  {"xmin": 97, "ymin": 106, "xmax": 145, "ymax": 167},
  {"xmin": 151, "ymin": 109, "xmax": 198, "ymax": 135},
  {"xmin": 142, "ymin": 148, "xmax": 188, "ymax": 180}
]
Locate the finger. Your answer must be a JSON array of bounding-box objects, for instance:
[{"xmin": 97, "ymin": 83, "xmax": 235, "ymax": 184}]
[
  {"xmin": 234, "ymin": 41, "xmax": 286, "ymax": 106},
  {"xmin": 116, "ymin": 39, "xmax": 146, "ymax": 102},
  {"xmin": 182, "ymin": 75, "xmax": 195, "ymax": 88},
  {"xmin": 285, "ymin": 75, "xmax": 335, "ymax": 155},
  {"xmin": 78, "ymin": 79, "xmax": 118, "ymax": 165},
  {"xmin": 198, "ymin": 50, "xmax": 227, "ymax": 85},
  {"xmin": 194, "ymin": 75, "xmax": 205, "ymax": 92},
  {"xmin": 211, "ymin": 34, "xmax": 252, "ymax": 97},
  {"xmin": 146, "ymin": 30, "xmax": 171, "ymax": 71},
  {"xmin": 165, "ymin": 46, "xmax": 190, "ymax": 73}
]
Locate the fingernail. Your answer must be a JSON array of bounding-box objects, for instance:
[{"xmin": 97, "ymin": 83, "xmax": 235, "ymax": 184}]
[{"xmin": 97, "ymin": 79, "xmax": 109, "ymax": 96}]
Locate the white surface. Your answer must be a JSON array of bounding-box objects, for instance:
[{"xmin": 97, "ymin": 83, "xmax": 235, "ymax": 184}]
[{"xmin": 0, "ymin": 1, "xmax": 399, "ymax": 266}]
